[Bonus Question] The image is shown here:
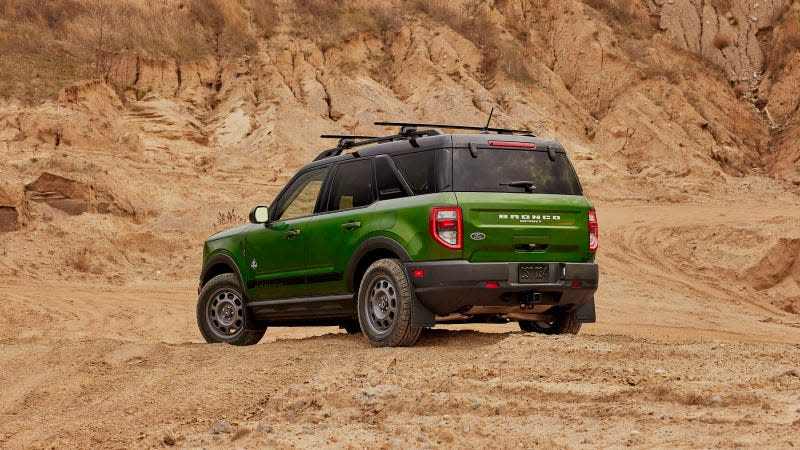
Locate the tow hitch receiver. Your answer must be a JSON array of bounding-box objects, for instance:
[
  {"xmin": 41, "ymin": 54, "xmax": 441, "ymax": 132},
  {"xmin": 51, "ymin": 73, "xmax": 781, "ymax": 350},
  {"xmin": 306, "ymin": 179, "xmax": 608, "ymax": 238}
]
[{"xmin": 520, "ymin": 292, "xmax": 542, "ymax": 310}]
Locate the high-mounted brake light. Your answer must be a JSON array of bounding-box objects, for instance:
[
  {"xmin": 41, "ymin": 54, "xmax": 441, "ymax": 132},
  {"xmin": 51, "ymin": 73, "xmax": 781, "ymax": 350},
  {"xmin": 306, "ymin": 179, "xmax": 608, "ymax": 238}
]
[
  {"xmin": 588, "ymin": 209, "xmax": 598, "ymax": 252},
  {"xmin": 430, "ymin": 207, "xmax": 463, "ymax": 250},
  {"xmin": 488, "ymin": 141, "xmax": 536, "ymax": 149}
]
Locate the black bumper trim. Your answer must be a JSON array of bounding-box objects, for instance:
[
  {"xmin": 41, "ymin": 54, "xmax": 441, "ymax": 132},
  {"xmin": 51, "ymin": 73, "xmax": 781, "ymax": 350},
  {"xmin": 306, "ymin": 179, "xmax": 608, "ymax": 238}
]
[{"xmin": 405, "ymin": 260, "xmax": 599, "ymax": 315}]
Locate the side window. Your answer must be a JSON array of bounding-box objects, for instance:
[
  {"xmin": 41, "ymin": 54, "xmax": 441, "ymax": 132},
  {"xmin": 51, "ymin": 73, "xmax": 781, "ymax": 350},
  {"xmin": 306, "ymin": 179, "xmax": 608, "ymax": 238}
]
[
  {"xmin": 392, "ymin": 151, "xmax": 436, "ymax": 195},
  {"xmin": 375, "ymin": 157, "xmax": 407, "ymax": 200},
  {"xmin": 326, "ymin": 159, "xmax": 374, "ymax": 212},
  {"xmin": 274, "ymin": 167, "xmax": 328, "ymax": 221}
]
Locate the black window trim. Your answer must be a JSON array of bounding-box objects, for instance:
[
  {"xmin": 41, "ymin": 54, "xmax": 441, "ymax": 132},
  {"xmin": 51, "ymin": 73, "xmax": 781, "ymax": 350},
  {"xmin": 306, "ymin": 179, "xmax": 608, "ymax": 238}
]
[{"xmin": 374, "ymin": 154, "xmax": 414, "ymax": 199}]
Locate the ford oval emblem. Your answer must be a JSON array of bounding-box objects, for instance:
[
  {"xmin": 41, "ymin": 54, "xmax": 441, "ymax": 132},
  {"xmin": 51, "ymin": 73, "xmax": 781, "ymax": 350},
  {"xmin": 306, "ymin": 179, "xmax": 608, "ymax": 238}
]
[{"xmin": 470, "ymin": 232, "xmax": 486, "ymax": 241}]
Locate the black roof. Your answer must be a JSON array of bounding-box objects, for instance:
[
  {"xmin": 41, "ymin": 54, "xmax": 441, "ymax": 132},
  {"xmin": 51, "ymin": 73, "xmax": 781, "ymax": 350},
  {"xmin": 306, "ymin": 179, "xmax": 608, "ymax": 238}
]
[{"xmin": 303, "ymin": 132, "xmax": 566, "ymax": 170}]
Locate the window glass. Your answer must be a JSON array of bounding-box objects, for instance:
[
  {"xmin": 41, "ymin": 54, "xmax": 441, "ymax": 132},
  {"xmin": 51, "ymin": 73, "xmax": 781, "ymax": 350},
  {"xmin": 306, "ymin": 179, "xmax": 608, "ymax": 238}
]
[
  {"xmin": 326, "ymin": 159, "xmax": 374, "ymax": 212},
  {"xmin": 275, "ymin": 167, "xmax": 328, "ymax": 220},
  {"xmin": 375, "ymin": 157, "xmax": 407, "ymax": 200},
  {"xmin": 392, "ymin": 151, "xmax": 436, "ymax": 195},
  {"xmin": 452, "ymin": 148, "xmax": 581, "ymax": 195}
]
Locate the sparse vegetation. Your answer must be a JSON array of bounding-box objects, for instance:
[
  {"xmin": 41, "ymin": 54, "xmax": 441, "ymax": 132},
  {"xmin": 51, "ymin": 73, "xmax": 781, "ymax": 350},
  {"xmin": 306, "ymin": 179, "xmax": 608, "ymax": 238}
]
[
  {"xmin": 291, "ymin": 1, "xmax": 402, "ymax": 51},
  {"xmin": 412, "ymin": 0, "xmax": 535, "ymax": 82},
  {"xmin": 0, "ymin": 0, "xmax": 276, "ymax": 102},
  {"xmin": 214, "ymin": 208, "xmax": 245, "ymax": 230}
]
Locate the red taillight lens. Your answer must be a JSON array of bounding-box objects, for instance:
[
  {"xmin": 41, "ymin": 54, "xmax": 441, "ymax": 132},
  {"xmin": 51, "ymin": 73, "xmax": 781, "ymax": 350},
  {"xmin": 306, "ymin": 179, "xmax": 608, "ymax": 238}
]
[
  {"xmin": 430, "ymin": 207, "xmax": 463, "ymax": 250},
  {"xmin": 588, "ymin": 209, "xmax": 598, "ymax": 252},
  {"xmin": 412, "ymin": 269, "xmax": 425, "ymax": 278},
  {"xmin": 488, "ymin": 140, "xmax": 536, "ymax": 149}
]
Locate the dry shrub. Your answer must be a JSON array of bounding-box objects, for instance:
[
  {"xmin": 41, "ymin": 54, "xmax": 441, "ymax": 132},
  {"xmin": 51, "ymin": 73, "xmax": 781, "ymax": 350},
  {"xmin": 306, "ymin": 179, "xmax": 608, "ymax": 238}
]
[
  {"xmin": 733, "ymin": 83, "xmax": 746, "ymax": 98},
  {"xmin": 250, "ymin": 0, "xmax": 279, "ymax": 38},
  {"xmin": 214, "ymin": 208, "xmax": 244, "ymax": 230},
  {"xmin": 713, "ymin": 33, "xmax": 732, "ymax": 50},
  {"xmin": 71, "ymin": 248, "xmax": 91, "ymax": 273}
]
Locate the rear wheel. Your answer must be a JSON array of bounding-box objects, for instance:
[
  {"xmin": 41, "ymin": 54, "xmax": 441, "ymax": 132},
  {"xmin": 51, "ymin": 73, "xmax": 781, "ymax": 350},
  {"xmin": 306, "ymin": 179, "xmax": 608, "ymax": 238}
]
[
  {"xmin": 357, "ymin": 258, "xmax": 421, "ymax": 347},
  {"xmin": 197, "ymin": 273, "xmax": 266, "ymax": 346},
  {"xmin": 518, "ymin": 309, "xmax": 581, "ymax": 335}
]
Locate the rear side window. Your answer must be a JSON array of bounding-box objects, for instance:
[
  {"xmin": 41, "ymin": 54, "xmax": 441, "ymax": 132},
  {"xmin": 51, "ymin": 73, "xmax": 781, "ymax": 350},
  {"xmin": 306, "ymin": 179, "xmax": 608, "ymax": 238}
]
[
  {"xmin": 392, "ymin": 151, "xmax": 436, "ymax": 195},
  {"xmin": 452, "ymin": 148, "xmax": 581, "ymax": 195},
  {"xmin": 326, "ymin": 159, "xmax": 375, "ymax": 211}
]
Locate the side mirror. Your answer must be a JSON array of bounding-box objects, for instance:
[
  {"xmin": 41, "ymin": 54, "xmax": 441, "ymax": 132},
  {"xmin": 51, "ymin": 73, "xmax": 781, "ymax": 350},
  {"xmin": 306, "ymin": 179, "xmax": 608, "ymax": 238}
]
[{"xmin": 248, "ymin": 206, "xmax": 269, "ymax": 224}]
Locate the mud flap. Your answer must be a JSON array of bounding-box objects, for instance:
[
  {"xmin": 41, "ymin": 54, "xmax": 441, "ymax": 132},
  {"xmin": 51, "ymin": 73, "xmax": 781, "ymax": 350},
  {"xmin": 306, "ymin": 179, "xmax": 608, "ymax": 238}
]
[
  {"xmin": 411, "ymin": 292, "xmax": 436, "ymax": 327},
  {"xmin": 575, "ymin": 296, "xmax": 596, "ymax": 323}
]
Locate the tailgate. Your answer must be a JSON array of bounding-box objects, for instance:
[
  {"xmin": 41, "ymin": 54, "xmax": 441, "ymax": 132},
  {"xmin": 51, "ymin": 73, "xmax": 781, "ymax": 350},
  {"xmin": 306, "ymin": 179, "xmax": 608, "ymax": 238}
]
[{"xmin": 455, "ymin": 192, "xmax": 592, "ymax": 263}]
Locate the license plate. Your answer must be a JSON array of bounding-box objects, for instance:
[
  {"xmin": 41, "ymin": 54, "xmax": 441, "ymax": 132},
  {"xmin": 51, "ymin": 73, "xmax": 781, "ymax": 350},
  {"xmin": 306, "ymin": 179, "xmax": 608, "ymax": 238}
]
[{"xmin": 519, "ymin": 264, "xmax": 549, "ymax": 283}]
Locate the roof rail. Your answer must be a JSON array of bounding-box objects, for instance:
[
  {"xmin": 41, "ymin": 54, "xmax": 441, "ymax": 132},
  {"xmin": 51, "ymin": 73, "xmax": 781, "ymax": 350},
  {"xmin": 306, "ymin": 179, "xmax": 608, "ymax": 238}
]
[{"xmin": 374, "ymin": 121, "xmax": 534, "ymax": 135}]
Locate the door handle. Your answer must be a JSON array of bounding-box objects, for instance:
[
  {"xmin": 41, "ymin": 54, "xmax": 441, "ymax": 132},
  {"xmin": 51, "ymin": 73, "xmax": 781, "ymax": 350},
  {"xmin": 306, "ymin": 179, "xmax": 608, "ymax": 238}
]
[
  {"xmin": 341, "ymin": 221, "xmax": 361, "ymax": 231},
  {"xmin": 285, "ymin": 229, "xmax": 300, "ymax": 239}
]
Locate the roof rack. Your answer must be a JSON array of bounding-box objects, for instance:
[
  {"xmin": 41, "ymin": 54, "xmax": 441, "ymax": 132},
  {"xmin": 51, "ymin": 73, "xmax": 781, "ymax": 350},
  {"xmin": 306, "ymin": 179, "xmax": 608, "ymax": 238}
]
[
  {"xmin": 314, "ymin": 129, "xmax": 443, "ymax": 161},
  {"xmin": 313, "ymin": 116, "xmax": 535, "ymax": 161},
  {"xmin": 374, "ymin": 121, "xmax": 534, "ymax": 135}
]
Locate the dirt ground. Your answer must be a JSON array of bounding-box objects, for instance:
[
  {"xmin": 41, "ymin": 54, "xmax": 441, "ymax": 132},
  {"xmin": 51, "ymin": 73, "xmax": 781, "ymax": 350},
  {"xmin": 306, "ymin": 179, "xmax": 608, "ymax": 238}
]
[{"xmin": 2, "ymin": 198, "xmax": 799, "ymax": 449}]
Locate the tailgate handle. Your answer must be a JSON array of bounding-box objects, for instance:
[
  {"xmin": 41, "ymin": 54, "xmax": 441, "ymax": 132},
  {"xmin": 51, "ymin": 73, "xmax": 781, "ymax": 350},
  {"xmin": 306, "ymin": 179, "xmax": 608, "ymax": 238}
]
[{"xmin": 514, "ymin": 243, "xmax": 549, "ymax": 251}]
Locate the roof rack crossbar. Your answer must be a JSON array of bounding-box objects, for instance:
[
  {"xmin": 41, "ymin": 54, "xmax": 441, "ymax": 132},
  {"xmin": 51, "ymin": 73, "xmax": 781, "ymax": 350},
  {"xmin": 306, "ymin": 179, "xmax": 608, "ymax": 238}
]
[{"xmin": 374, "ymin": 121, "xmax": 533, "ymax": 135}]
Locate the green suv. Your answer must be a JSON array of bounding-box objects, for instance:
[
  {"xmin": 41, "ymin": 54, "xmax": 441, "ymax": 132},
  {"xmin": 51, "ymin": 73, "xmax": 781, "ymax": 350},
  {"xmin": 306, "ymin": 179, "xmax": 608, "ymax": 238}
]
[{"xmin": 197, "ymin": 122, "xmax": 599, "ymax": 347}]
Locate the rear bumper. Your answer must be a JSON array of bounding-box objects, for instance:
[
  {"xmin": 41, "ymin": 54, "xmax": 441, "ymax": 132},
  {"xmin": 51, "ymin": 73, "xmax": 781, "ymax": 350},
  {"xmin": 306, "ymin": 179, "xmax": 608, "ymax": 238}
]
[{"xmin": 405, "ymin": 261, "xmax": 598, "ymax": 318}]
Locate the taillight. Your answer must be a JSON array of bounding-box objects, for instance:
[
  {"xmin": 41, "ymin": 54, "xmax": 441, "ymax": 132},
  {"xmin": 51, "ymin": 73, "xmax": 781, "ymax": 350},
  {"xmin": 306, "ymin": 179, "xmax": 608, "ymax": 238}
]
[
  {"xmin": 588, "ymin": 209, "xmax": 598, "ymax": 252},
  {"xmin": 430, "ymin": 207, "xmax": 462, "ymax": 250}
]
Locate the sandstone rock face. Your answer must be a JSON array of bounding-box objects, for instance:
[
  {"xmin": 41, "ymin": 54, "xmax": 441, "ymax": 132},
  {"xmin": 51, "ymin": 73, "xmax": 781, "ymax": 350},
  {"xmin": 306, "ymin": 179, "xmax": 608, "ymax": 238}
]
[
  {"xmin": 660, "ymin": 0, "xmax": 782, "ymax": 81},
  {"xmin": 0, "ymin": 184, "xmax": 23, "ymax": 232}
]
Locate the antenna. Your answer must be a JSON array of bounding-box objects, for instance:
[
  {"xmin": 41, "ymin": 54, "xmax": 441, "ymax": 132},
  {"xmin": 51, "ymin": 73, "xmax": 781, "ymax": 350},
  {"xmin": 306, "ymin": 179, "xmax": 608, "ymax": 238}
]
[{"xmin": 483, "ymin": 107, "xmax": 494, "ymax": 133}]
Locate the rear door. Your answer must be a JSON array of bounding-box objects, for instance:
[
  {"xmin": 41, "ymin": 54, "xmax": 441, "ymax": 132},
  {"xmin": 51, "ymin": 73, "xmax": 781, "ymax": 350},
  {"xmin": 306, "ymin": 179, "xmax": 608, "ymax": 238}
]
[
  {"xmin": 452, "ymin": 143, "xmax": 593, "ymax": 264},
  {"xmin": 304, "ymin": 158, "xmax": 378, "ymax": 297}
]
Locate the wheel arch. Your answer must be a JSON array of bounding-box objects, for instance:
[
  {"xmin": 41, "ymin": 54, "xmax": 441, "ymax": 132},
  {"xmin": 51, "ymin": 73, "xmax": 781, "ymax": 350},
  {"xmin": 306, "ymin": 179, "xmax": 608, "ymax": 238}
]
[
  {"xmin": 200, "ymin": 253, "xmax": 245, "ymax": 290},
  {"xmin": 346, "ymin": 237, "xmax": 412, "ymax": 293}
]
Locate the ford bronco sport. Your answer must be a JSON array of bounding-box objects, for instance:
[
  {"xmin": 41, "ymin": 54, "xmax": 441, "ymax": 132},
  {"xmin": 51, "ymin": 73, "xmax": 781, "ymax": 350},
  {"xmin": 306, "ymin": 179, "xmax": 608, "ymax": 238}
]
[{"xmin": 197, "ymin": 121, "xmax": 599, "ymax": 347}]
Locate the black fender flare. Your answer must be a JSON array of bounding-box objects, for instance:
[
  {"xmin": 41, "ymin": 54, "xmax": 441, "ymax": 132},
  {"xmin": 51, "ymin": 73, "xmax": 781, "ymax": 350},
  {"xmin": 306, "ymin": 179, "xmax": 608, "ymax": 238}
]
[
  {"xmin": 345, "ymin": 236, "xmax": 412, "ymax": 292},
  {"xmin": 199, "ymin": 253, "xmax": 246, "ymax": 290}
]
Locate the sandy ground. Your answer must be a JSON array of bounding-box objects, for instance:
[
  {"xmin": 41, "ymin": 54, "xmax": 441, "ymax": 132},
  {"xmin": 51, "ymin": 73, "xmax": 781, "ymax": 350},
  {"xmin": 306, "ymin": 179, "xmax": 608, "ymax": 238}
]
[{"xmin": 1, "ymin": 198, "xmax": 800, "ymax": 449}]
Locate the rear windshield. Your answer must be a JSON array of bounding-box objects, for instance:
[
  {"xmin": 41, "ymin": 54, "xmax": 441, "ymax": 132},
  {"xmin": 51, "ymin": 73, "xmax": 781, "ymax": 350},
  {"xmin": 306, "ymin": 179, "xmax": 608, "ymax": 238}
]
[{"xmin": 452, "ymin": 147, "xmax": 581, "ymax": 195}]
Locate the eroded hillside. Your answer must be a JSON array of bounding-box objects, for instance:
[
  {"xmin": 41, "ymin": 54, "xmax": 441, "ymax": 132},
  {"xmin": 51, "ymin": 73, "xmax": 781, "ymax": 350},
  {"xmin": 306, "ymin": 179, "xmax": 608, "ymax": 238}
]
[{"xmin": 0, "ymin": 0, "xmax": 798, "ymax": 282}]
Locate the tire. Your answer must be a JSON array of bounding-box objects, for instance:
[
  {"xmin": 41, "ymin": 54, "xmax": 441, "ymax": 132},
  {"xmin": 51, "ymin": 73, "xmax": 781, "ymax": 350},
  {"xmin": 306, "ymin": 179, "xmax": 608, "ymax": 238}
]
[
  {"xmin": 357, "ymin": 258, "xmax": 422, "ymax": 347},
  {"xmin": 341, "ymin": 320, "xmax": 361, "ymax": 334},
  {"xmin": 197, "ymin": 273, "xmax": 266, "ymax": 346},
  {"xmin": 518, "ymin": 309, "xmax": 581, "ymax": 335}
]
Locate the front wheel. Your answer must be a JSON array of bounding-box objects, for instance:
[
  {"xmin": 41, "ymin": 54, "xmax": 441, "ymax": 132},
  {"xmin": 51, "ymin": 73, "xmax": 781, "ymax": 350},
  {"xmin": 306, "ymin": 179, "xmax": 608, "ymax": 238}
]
[
  {"xmin": 357, "ymin": 258, "xmax": 422, "ymax": 347},
  {"xmin": 518, "ymin": 309, "xmax": 581, "ymax": 335},
  {"xmin": 197, "ymin": 273, "xmax": 266, "ymax": 346}
]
